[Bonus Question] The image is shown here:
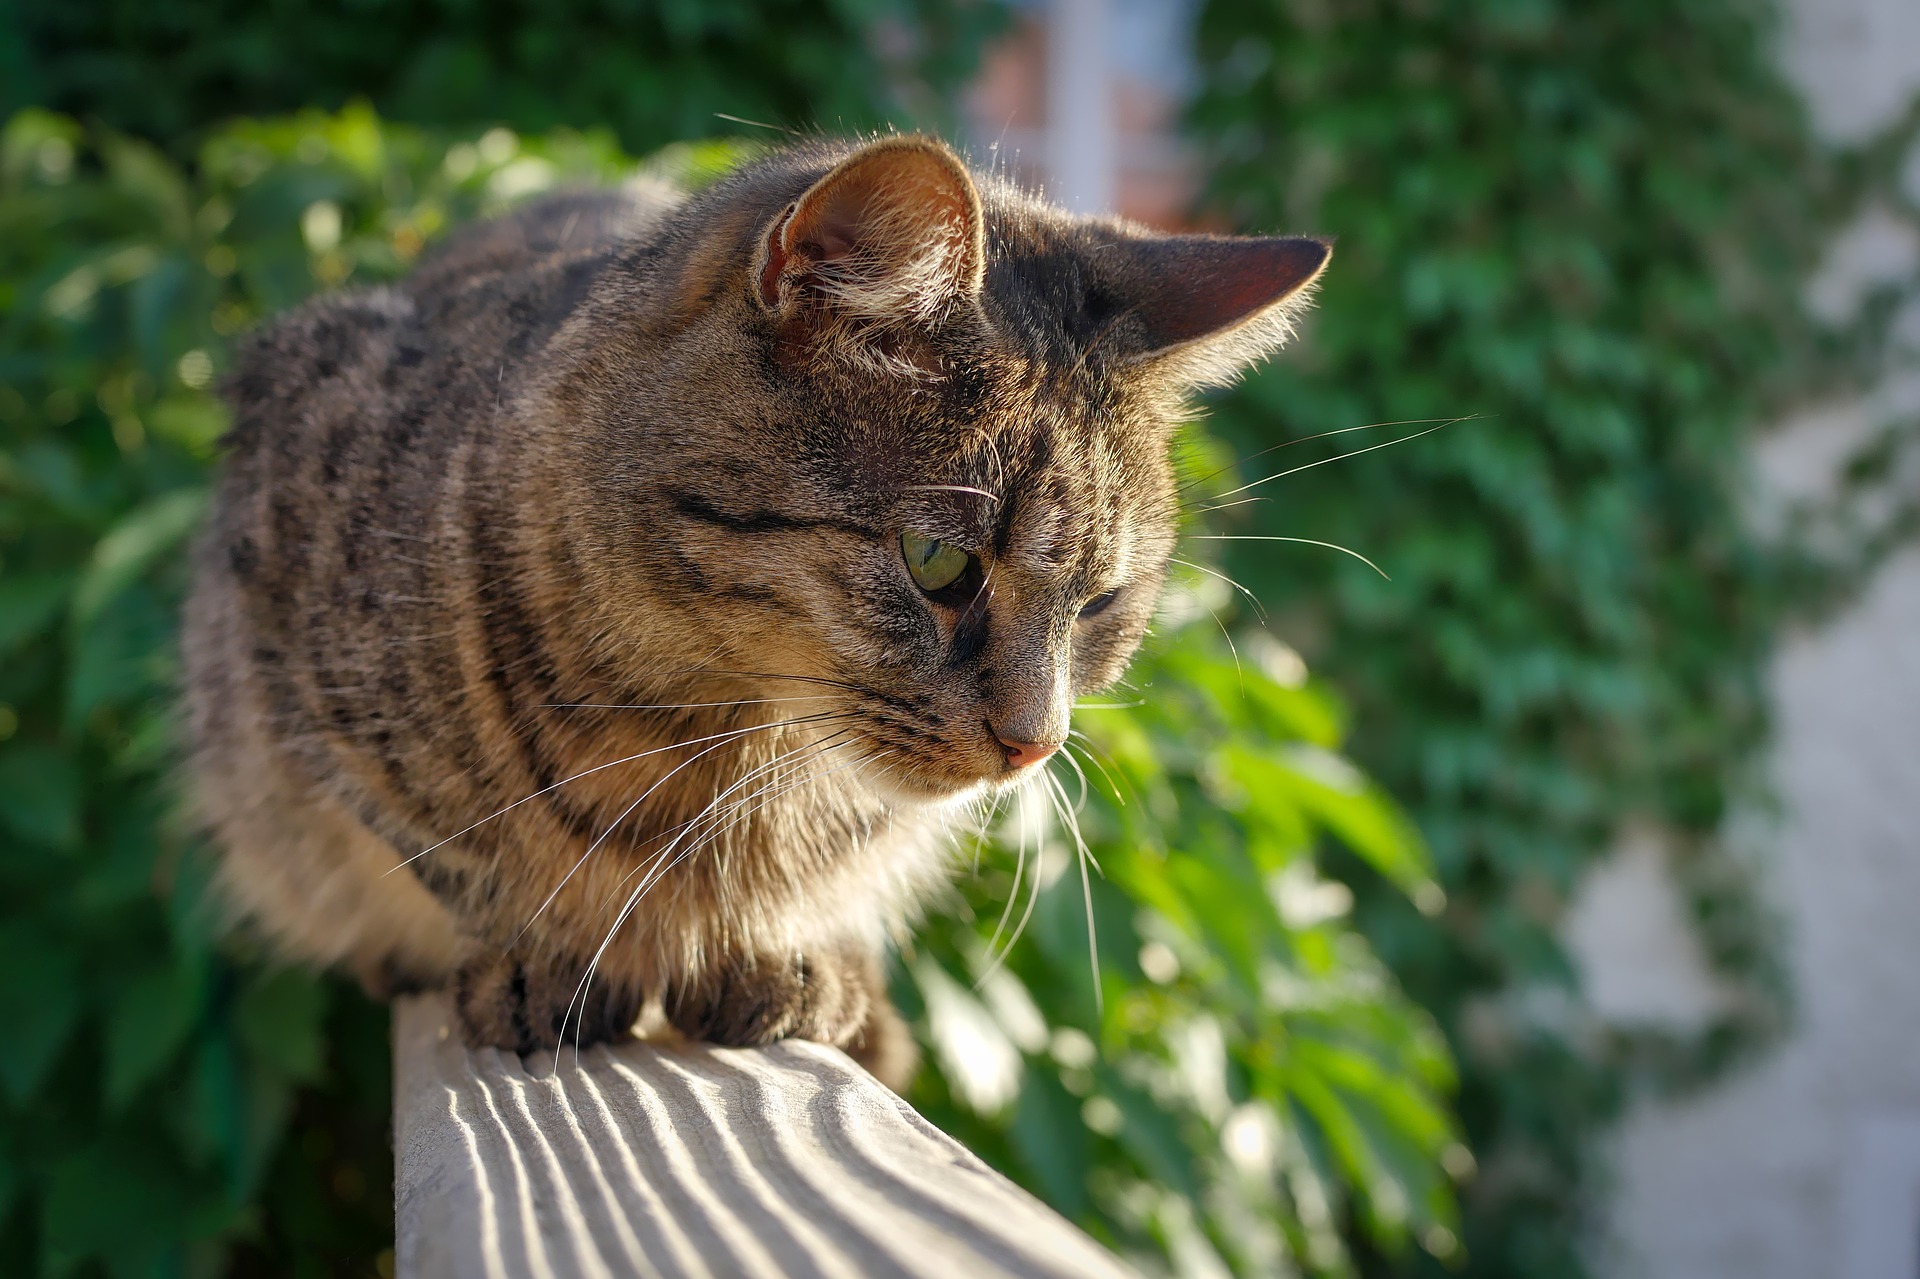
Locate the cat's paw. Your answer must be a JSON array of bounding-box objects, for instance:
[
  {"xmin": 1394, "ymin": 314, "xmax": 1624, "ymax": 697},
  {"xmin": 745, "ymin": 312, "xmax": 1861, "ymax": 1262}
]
[
  {"xmin": 350, "ymin": 951, "xmax": 444, "ymax": 1003},
  {"xmin": 842, "ymin": 992, "xmax": 919, "ymax": 1093},
  {"xmin": 453, "ymin": 951, "xmax": 640, "ymax": 1056},
  {"xmin": 666, "ymin": 946, "xmax": 918, "ymax": 1091}
]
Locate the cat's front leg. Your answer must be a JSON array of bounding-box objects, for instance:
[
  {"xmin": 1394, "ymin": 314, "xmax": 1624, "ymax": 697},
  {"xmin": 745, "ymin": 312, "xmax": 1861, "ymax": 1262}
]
[
  {"xmin": 666, "ymin": 946, "xmax": 918, "ymax": 1091},
  {"xmin": 453, "ymin": 949, "xmax": 643, "ymax": 1056}
]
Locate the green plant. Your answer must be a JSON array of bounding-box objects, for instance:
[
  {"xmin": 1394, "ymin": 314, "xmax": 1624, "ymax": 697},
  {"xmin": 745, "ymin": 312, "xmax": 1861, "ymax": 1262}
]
[
  {"xmin": 908, "ymin": 612, "xmax": 1465, "ymax": 1275},
  {"xmin": 1185, "ymin": 3, "xmax": 1920, "ymax": 1276},
  {"xmin": 1, "ymin": 106, "xmax": 1465, "ymax": 1276},
  {"xmin": 0, "ymin": 0, "xmax": 1002, "ymax": 157},
  {"xmin": 0, "ymin": 105, "xmax": 703, "ymax": 1276}
]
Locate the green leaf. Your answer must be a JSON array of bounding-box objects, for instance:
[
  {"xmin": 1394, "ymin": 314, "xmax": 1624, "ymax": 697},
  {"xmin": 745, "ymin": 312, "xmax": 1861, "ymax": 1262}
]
[
  {"xmin": 65, "ymin": 584, "xmax": 174, "ymax": 730},
  {"xmin": 1233, "ymin": 744, "xmax": 1436, "ymax": 898},
  {"xmin": 0, "ymin": 742, "xmax": 83, "ymax": 849},
  {"xmin": 1009, "ymin": 1069, "xmax": 1093, "ymax": 1218},
  {"xmin": 104, "ymin": 956, "xmax": 209, "ymax": 1109},
  {"xmin": 234, "ymin": 967, "xmax": 329, "ymax": 1084},
  {"xmin": 0, "ymin": 926, "xmax": 82, "ymax": 1102},
  {"xmin": 1103, "ymin": 1074, "xmax": 1202, "ymax": 1203},
  {"xmin": 0, "ymin": 573, "xmax": 70, "ymax": 656},
  {"xmin": 0, "ymin": 1132, "xmax": 17, "ymax": 1225},
  {"xmin": 42, "ymin": 1138, "xmax": 204, "ymax": 1270},
  {"xmin": 69, "ymin": 487, "xmax": 208, "ymax": 631}
]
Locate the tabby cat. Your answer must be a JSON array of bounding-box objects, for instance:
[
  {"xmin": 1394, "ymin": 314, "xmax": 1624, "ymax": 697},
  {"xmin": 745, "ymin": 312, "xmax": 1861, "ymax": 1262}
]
[{"xmin": 182, "ymin": 134, "xmax": 1328, "ymax": 1087}]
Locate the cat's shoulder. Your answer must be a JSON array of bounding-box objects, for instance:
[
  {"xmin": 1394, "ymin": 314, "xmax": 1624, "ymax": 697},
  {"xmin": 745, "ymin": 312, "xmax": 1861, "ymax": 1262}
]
[
  {"xmin": 223, "ymin": 179, "xmax": 686, "ymax": 424},
  {"xmin": 408, "ymin": 177, "xmax": 683, "ymax": 298}
]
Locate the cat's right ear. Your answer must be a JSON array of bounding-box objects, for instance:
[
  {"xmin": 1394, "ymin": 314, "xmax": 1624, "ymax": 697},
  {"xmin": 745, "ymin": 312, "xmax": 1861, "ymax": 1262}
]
[
  {"xmin": 1095, "ymin": 233, "xmax": 1332, "ymax": 390},
  {"xmin": 753, "ymin": 136, "xmax": 985, "ymax": 328}
]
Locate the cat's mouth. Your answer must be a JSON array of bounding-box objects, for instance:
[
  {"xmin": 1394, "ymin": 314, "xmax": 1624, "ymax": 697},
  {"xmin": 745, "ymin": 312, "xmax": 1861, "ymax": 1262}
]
[{"xmin": 852, "ymin": 728, "xmax": 1048, "ymax": 806}]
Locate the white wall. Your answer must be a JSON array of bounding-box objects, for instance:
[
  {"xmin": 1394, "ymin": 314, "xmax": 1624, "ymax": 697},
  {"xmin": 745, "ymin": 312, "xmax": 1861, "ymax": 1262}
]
[{"xmin": 1568, "ymin": 1, "xmax": 1920, "ymax": 1274}]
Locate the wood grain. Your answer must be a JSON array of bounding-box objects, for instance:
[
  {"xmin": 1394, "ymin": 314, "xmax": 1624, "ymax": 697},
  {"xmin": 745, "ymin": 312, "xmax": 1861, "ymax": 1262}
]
[{"xmin": 394, "ymin": 995, "xmax": 1138, "ymax": 1279}]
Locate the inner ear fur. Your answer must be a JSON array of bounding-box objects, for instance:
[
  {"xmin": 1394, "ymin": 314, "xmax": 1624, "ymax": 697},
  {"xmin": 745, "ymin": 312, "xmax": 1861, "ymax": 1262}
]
[
  {"xmin": 1095, "ymin": 233, "xmax": 1332, "ymax": 388},
  {"xmin": 754, "ymin": 136, "xmax": 986, "ymax": 327}
]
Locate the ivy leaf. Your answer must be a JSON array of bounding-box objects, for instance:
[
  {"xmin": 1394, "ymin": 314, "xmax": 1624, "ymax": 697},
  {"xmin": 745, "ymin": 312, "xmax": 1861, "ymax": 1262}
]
[
  {"xmin": 1009, "ymin": 1069, "xmax": 1094, "ymax": 1219},
  {"xmin": 64, "ymin": 584, "xmax": 174, "ymax": 731},
  {"xmin": 0, "ymin": 573, "xmax": 70, "ymax": 657},
  {"xmin": 0, "ymin": 1131, "xmax": 17, "ymax": 1226},
  {"xmin": 104, "ymin": 955, "xmax": 209, "ymax": 1109},
  {"xmin": 0, "ymin": 926, "xmax": 83, "ymax": 1103},
  {"xmin": 42, "ymin": 1138, "xmax": 206, "ymax": 1272},
  {"xmin": 234, "ymin": 967, "xmax": 329, "ymax": 1085},
  {"xmin": 69, "ymin": 487, "xmax": 208, "ymax": 631},
  {"xmin": 0, "ymin": 743, "xmax": 83, "ymax": 850},
  {"xmin": 1102, "ymin": 1074, "xmax": 1202, "ymax": 1203}
]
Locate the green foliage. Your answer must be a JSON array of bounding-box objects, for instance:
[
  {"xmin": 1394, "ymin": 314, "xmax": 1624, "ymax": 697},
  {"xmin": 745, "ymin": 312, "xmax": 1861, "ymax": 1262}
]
[
  {"xmin": 0, "ymin": 105, "xmax": 700, "ymax": 1275},
  {"xmin": 0, "ymin": 0, "xmax": 1002, "ymax": 157},
  {"xmin": 2, "ymin": 106, "xmax": 1464, "ymax": 1276},
  {"xmin": 1185, "ymin": 3, "xmax": 1920, "ymax": 1276},
  {"xmin": 908, "ymin": 615, "xmax": 1464, "ymax": 1275}
]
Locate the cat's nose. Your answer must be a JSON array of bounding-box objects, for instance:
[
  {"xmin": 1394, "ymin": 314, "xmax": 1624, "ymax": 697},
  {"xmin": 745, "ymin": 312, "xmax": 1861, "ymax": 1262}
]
[{"xmin": 991, "ymin": 727, "xmax": 1063, "ymax": 769}]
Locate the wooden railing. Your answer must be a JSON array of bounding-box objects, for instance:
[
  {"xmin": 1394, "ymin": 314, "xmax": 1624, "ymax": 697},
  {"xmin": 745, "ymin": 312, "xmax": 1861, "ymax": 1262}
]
[{"xmin": 393, "ymin": 995, "xmax": 1138, "ymax": 1278}]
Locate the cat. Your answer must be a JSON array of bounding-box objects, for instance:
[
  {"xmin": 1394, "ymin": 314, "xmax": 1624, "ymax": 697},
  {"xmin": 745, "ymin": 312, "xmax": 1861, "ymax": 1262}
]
[{"xmin": 181, "ymin": 133, "xmax": 1328, "ymax": 1088}]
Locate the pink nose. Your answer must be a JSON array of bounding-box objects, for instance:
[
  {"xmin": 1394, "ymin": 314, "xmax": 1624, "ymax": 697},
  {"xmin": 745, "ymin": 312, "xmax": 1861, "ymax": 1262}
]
[{"xmin": 996, "ymin": 735, "xmax": 1062, "ymax": 769}]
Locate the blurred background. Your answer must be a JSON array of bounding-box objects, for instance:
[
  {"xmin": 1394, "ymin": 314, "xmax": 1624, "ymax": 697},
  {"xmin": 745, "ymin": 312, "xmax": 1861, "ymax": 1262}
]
[{"xmin": 3, "ymin": 0, "xmax": 1918, "ymax": 1276}]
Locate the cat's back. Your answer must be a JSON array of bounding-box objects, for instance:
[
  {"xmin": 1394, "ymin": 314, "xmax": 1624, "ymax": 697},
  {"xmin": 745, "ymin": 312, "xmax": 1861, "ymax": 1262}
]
[
  {"xmin": 220, "ymin": 178, "xmax": 682, "ymax": 462},
  {"xmin": 189, "ymin": 179, "xmax": 688, "ymax": 772}
]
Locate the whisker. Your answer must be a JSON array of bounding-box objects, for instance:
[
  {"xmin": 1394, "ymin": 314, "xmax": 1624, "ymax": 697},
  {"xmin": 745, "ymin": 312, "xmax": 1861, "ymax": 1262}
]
[
  {"xmin": 602, "ymin": 735, "xmax": 890, "ymax": 950},
  {"xmin": 902, "ymin": 483, "xmax": 1002, "ymax": 504},
  {"xmin": 983, "ymin": 779, "xmax": 1031, "ymax": 964},
  {"xmin": 1042, "ymin": 769, "xmax": 1103, "ymax": 1016},
  {"xmin": 1063, "ymin": 738, "xmax": 1125, "ymax": 807},
  {"xmin": 607, "ymin": 729, "xmax": 878, "ymax": 939},
  {"xmin": 607, "ymin": 732, "xmax": 856, "ymax": 899},
  {"xmin": 1191, "ymin": 596, "xmax": 1245, "ymax": 692},
  {"xmin": 652, "ymin": 668, "xmax": 881, "ymax": 696},
  {"xmin": 1168, "ymin": 556, "xmax": 1266, "ymax": 620},
  {"xmin": 686, "ymin": 734, "xmax": 874, "ymax": 865},
  {"xmin": 1177, "ymin": 415, "xmax": 1474, "ymax": 497},
  {"xmin": 1188, "ymin": 534, "xmax": 1390, "ymax": 580},
  {"xmin": 563, "ymin": 732, "xmax": 852, "ymax": 1053},
  {"xmin": 540, "ymin": 695, "xmax": 836, "ymax": 711},
  {"xmin": 387, "ymin": 710, "xmax": 857, "ymax": 873},
  {"xmin": 971, "ymin": 786, "xmax": 1008, "ymax": 876},
  {"xmin": 1192, "ymin": 495, "xmax": 1264, "ymax": 515},
  {"xmin": 1054, "ymin": 743, "xmax": 1091, "ymax": 813},
  {"xmin": 513, "ymin": 724, "xmax": 843, "ymax": 942},
  {"xmin": 967, "ymin": 553, "xmax": 1001, "ymax": 613},
  {"xmin": 712, "ymin": 112, "xmax": 798, "ymax": 135},
  {"xmin": 978, "ymin": 777, "xmax": 1044, "ymax": 985},
  {"xmin": 1210, "ymin": 415, "xmax": 1473, "ymax": 500}
]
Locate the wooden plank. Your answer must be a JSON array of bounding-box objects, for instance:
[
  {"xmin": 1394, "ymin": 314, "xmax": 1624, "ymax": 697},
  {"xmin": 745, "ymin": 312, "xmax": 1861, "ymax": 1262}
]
[{"xmin": 393, "ymin": 994, "xmax": 1139, "ymax": 1279}]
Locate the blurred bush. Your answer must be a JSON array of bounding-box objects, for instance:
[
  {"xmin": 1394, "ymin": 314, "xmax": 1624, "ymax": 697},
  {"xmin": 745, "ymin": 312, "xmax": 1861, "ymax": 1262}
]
[
  {"xmin": 1187, "ymin": 3, "xmax": 1920, "ymax": 1277},
  {"xmin": 0, "ymin": 106, "xmax": 650, "ymax": 1277},
  {"xmin": 0, "ymin": 106, "xmax": 1462, "ymax": 1276},
  {"xmin": 0, "ymin": 0, "xmax": 1001, "ymax": 156},
  {"xmin": 910, "ymin": 612, "xmax": 1466, "ymax": 1274}
]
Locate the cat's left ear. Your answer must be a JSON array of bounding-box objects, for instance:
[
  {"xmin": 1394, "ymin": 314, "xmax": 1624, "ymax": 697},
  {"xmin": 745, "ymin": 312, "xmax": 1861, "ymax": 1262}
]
[
  {"xmin": 754, "ymin": 136, "xmax": 985, "ymax": 327},
  {"xmin": 1095, "ymin": 233, "xmax": 1332, "ymax": 389}
]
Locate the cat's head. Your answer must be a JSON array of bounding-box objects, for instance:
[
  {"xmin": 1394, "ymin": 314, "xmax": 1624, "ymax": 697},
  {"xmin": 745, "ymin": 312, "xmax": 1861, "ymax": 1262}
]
[{"xmin": 570, "ymin": 135, "xmax": 1328, "ymax": 803}]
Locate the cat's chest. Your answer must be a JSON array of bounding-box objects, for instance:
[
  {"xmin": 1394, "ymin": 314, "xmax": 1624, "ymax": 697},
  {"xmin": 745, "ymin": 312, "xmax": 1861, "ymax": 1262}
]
[{"xmin": 524, "ymin": 709, "xmax": 879, "ymax": 856}]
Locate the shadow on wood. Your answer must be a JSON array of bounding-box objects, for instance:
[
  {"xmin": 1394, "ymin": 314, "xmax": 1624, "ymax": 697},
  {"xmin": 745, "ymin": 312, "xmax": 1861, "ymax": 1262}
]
[{"xmin": 394, "ymin": 994, "xmax": 1138, "ymax": 1278}]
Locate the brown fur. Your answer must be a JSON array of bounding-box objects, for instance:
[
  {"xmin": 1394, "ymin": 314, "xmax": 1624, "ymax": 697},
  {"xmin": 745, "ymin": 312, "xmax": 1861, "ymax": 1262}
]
[{"xmin": 181, "ymin": 135, "xmax": 1327, "ymax": 1088}]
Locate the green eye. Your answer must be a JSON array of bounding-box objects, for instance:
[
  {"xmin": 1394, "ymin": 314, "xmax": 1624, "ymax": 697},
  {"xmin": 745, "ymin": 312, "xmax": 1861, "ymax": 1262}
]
[{"xmin": 902, "ymin": 530, "xmax": 971, "ymax": 593}]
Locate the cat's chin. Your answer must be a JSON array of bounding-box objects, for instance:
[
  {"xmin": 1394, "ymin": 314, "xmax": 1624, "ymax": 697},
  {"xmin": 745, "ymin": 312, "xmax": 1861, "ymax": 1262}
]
[{"xmin": 858, "ymin": 765, "xmax": 996, "ymax": 810}]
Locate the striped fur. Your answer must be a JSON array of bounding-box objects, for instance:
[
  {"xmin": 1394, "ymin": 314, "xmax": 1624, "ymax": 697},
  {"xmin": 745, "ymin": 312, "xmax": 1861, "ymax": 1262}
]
[{"xmin": 182, "ymin": 136, "xmax": 1328, "ymax": 1086}]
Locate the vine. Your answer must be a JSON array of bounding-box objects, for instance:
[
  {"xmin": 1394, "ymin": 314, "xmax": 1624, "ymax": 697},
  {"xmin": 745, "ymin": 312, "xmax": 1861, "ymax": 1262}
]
[{"xmin": 1186, "ymin": 2, "xmax": 1920, "ymax": 1275}]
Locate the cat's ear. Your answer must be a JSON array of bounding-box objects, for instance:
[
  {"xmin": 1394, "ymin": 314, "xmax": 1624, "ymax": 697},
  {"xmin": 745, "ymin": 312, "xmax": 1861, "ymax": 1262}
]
[
  {"xmin": 754, "ymin": 136, "xmax": 985, "ymax": 327},
  {"xmin": 1097, "ymin": 233, "xmax": 1332, "ymax": 388}
]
